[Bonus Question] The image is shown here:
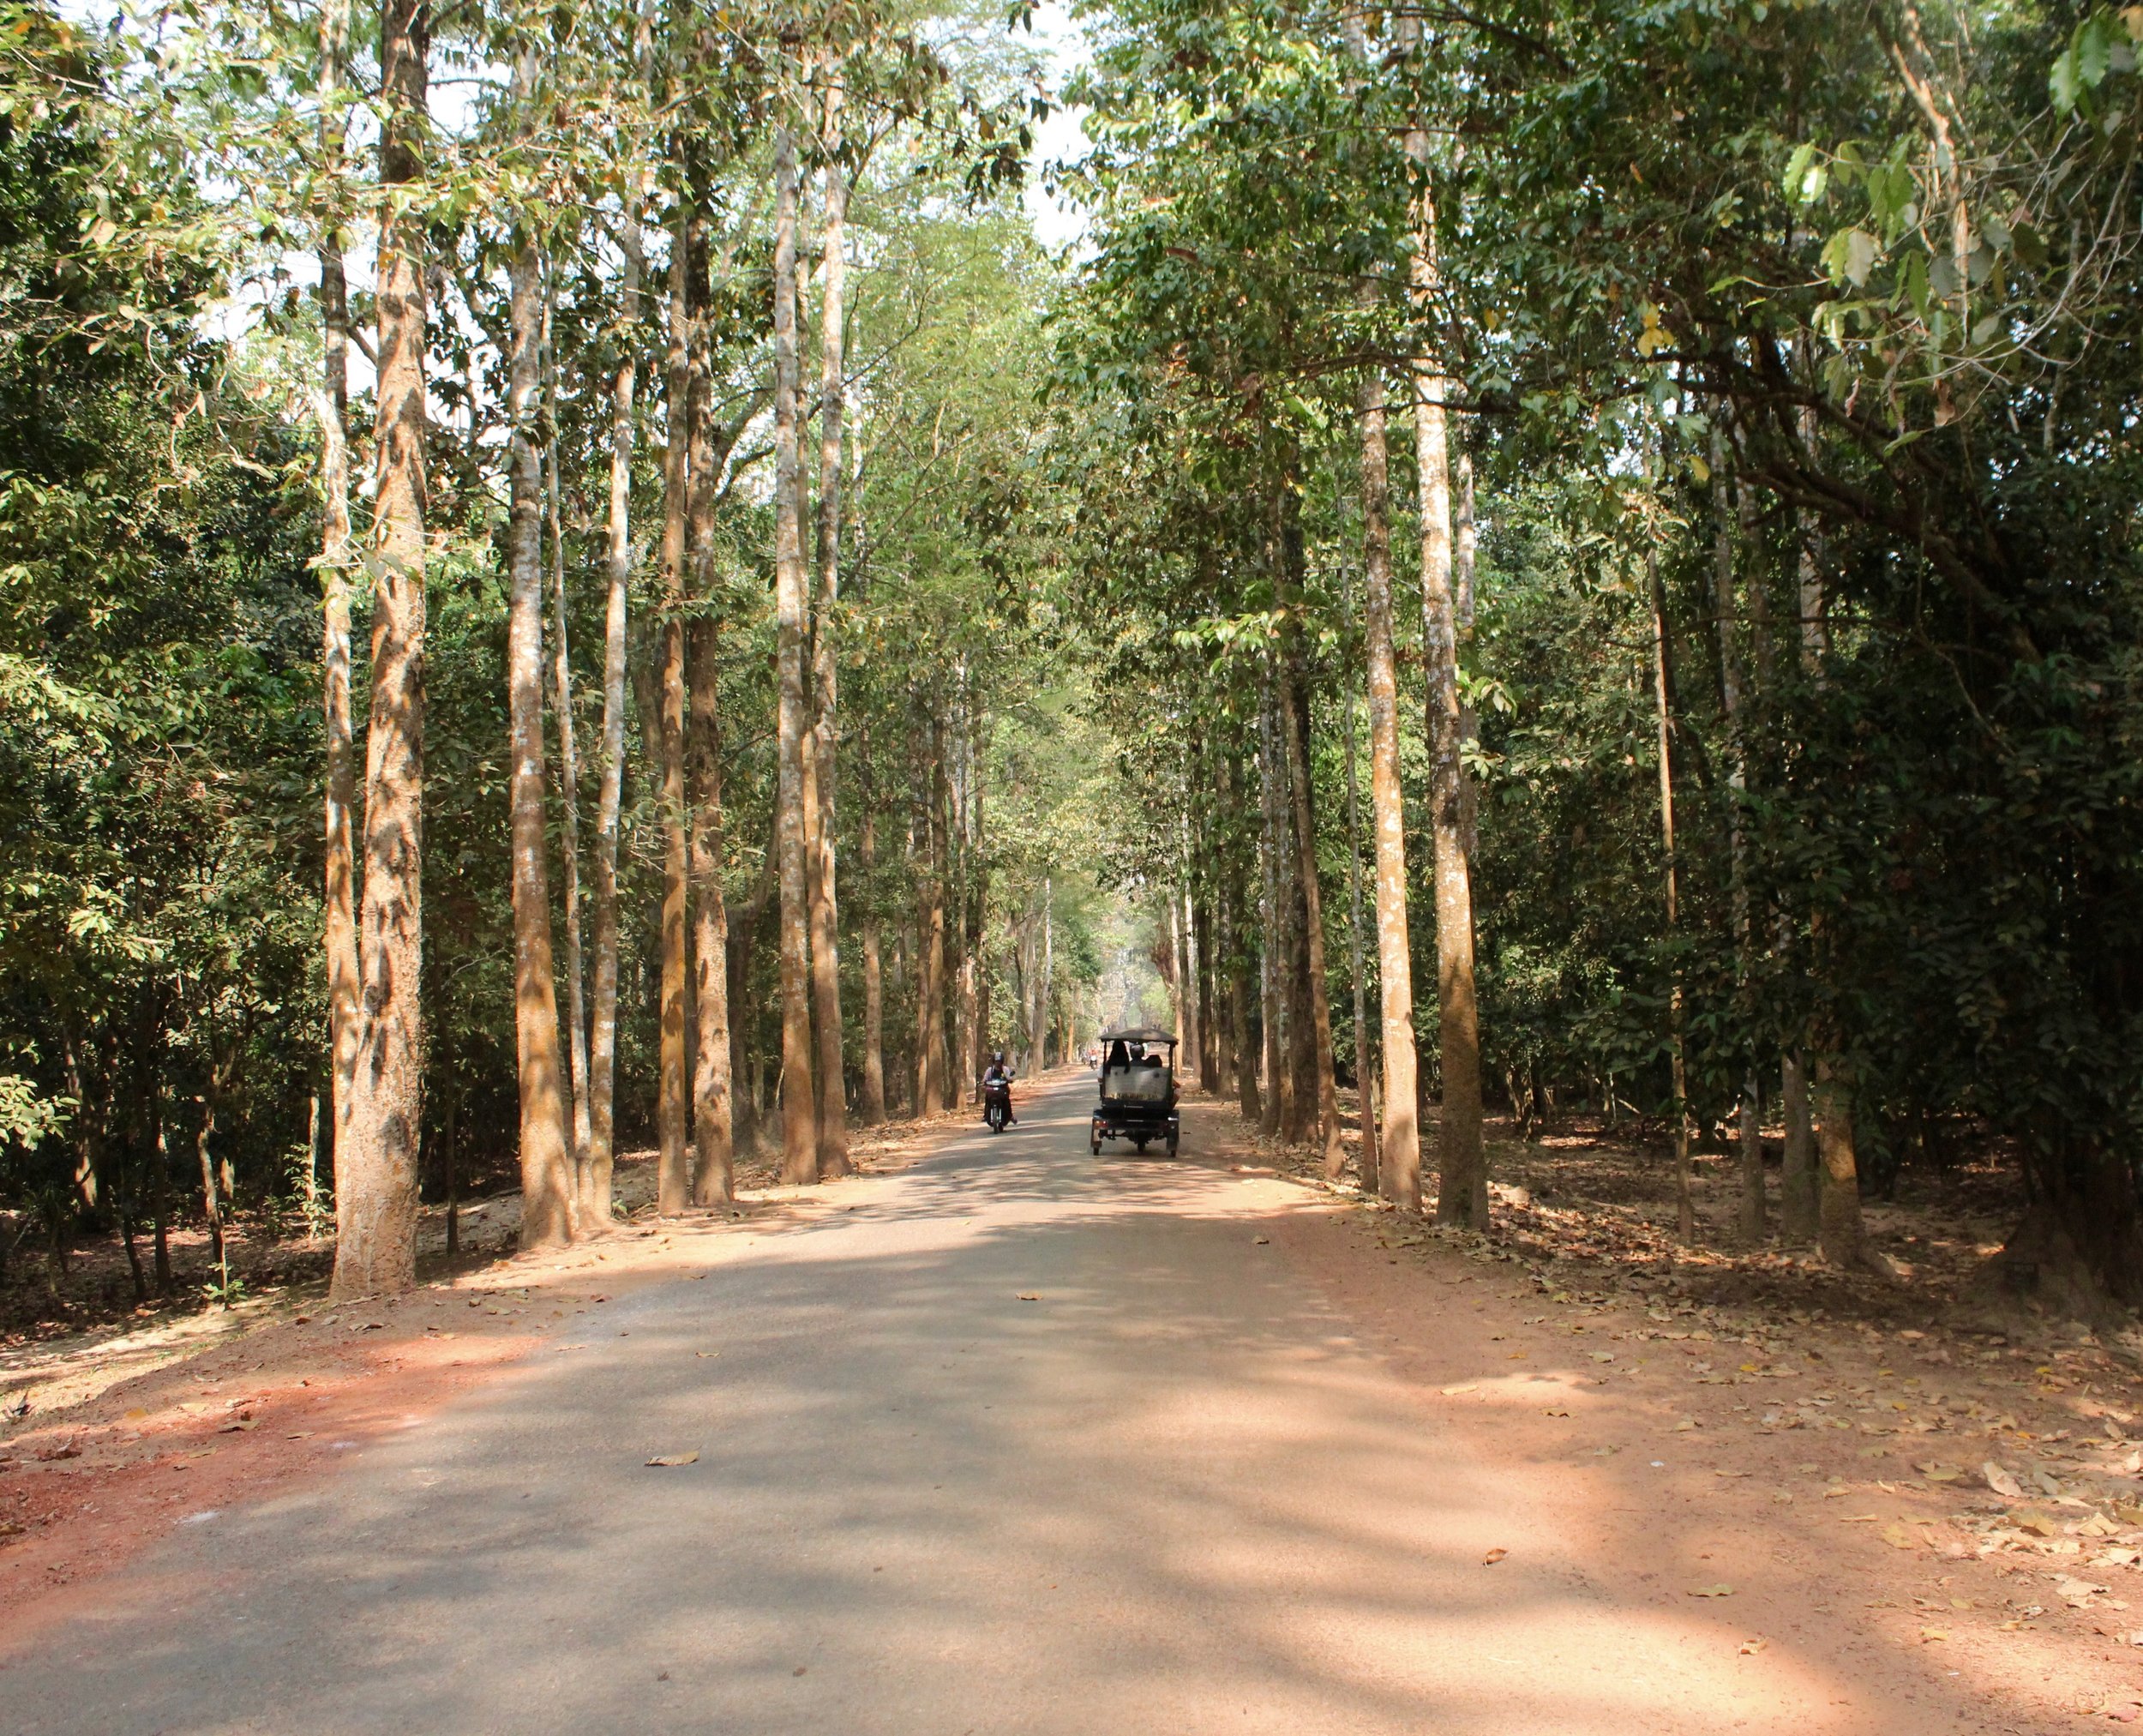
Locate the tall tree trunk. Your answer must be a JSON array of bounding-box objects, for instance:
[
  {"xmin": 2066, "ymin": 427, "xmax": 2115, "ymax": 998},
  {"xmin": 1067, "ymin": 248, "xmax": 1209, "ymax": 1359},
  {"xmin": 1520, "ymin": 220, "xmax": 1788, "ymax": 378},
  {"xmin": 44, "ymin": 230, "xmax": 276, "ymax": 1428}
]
[
  {"xmin": 585, "ymin": 219, "xmax": 642, "ymax": 1232},
  {"xmin": 687, "ymin": 248, "xmax": 734, "ymax": 1208},
  {"xmin": 333, "ymin": 0, "xmax": 428, "ymax": 1300},
  {"xmin": 914, "ymin": 720, "xmax": 949, "ymax": 1113},
  {"xmin": 860, "ymin": 796, "xmax": 886, "ymax": 1124},
  {"xmin": 503, "ymin": 83, "xmax": 573, "ymax": 1252},
  {"xmin": 1780, "ymin": 395, "xmax": 1824, "ymax": 1241},
  {"xmin": 1257, "ymin": 700, "xmax": 1289, "ymax": 1140},
  {"xmin": 1714, "ymin": 425, "xmax": 1764, "ymax": 1244},
  {"xmin": 1339, "ymin": 564, "xmax": 1383, "ymax": 1198},
  {"xmin": 1650, "ymin": 544, "xmax": 1696, "ymax": 1243},
  {"xmin": 807, "ymin": 97, "xmax": 851, "ymax": 1178},
  {"xmin": 1409, "ymin": 165, "xmax": 1486, "ymax": 1227},
  {"xmin": 654, "ymin": 206, "xmax": 693, "ymax": 1213},
  {"xmin": 969, "ymin": 738, "xmax": 992, "ymax": 1086},
  {"xmin": 772, "ymin": 122, "xmax": 820, "ymax": 1182},
  {"xmin": 1226, "ymin": 753, "xmax": 1261, "ymax": 1127},
  {"xmin": 315, "ymin": 0, "xmax": 359, "ymax": 1182},
  {"xmin": 1815, "ymin": 1057, "xmax": 1865, "ymax": 1266},
  {"xmin": 1278, "ymin": 634, "xmax": 1343, "ymax": 1175},
  {"xmin": 543, "ymin": 274, "xmax": 591, "ymax": 1202}
]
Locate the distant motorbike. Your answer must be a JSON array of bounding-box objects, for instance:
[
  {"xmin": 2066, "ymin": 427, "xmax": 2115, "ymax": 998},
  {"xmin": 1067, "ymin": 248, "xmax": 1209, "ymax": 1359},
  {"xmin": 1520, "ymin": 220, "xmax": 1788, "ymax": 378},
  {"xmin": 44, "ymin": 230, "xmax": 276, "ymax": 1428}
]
[{"xmin": 981, "ymin": 1073, "xmax": 1015, "ymax": 1133}]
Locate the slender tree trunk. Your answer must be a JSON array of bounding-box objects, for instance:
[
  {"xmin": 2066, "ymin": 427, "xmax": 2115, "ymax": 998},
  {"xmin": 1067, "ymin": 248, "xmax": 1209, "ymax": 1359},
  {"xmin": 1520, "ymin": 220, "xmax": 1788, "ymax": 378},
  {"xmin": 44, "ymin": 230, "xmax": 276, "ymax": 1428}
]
[
  {"xmin": 1278, "ymin": 634, "xmax": 1343, "ymax": 1176},
  {"xmin": 1780, "ymin": 396, "xmax": 1824, "ymax": 1242},
  {"xmin": 969, "ymin": 741, "xmax": 991, "ymax": 1085},
  {"xmin": 687, "ymin": 252, "xmax": 734, "ymax": 1209},
  {"xmin": 860, "ymin": 798, "xmax": 886, "ymax": 1124},
  {"xmin": 543, "ymin": 276, "xmax": 591, "ymax": 1202},
  {"xmin": 503, "ymin": 93, "xmax": 573, "ymax": 1252},
  {"xmin": 807, "ymin": 97, "xmax": 851, "ymax": 1177},
  {"xmin": 195, "ymin": 1087, "xmax": 224, "ymax": 1273},
  {"xmin": 1714, "ymin": 426, "xmax": 1764, "ymax": 1244},
  {"xmin": 1409, "ymin": 170, "xmax": 1486, "ymax": 1226},
  {"xmin": 655, "ymin": 206, "xmax": 693, "ymax": 1212},
  {"xmin": 1781, "ymin": 1051, "xmax": 1818, "ymax": 1240},
  {"xmin": 772, "ymin": 122, "xmax": 820, "ymax": 1183},
  {"xmin": 1227, "ymin": 754, "xmax": 1261, "ymax": 1126},
  {"xmin": 1257, "ymin": 702, "xmax": 1289, "ymax": 1140},
  {"xmin": 1815, "ymin": 1056, "xmax": 1865, "ymax": 1266},
  {"xmin": 315, "ymin": 0, "xmax": 359, "ymax": 1180},
  {"xmin": 585, "ymin": 220, "xmax": 641, "ymax": 1232},
  {"xmin": 1650, "ymin": 544, "xmax": 1696, "ymax": 1243},
  {"xmin": 333, "ymin": 0, "xmax": 428, "ymax": 1299},
  {"xmin": 1339, "ymin": 566, "xmax": 1383, "ymax": 1197}
]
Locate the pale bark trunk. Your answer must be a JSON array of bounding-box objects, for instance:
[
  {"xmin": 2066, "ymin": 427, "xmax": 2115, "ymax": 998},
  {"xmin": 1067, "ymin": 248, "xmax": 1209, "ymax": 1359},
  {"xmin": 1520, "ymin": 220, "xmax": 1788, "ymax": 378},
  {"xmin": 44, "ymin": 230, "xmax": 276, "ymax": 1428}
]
[
  {"xmin": 333, "ymin": 0, "xmax": 427, "ymax": 1300},
  {"xmin": 1410, "ymin": 177, "xmax": 1486, "ymax": 1227},
  {"xmin": 543, "ymin": 277, "xmax": 591, "ymax": 1201},
  {"xmin": 687, "ymin": 252, "xmax": 734, "ymax": 1208},
  {"xmin": 655, "ymin": 207, "xmax": 693, "ymax": 1213},
  {"xmin": 860, "ymin": 799, "xmax": 886, "ymax": 1124},
  {"xmin": 1339, "ymin": 565, "xmax": 1383, "ymax": 1198},
  {"xmin": 807, "ymin": 100, "xmax": 850, "ymax": 1178},
  {"xmin": 503, "ymin": 87, "xmax": 573, "ymax": 1252},
  {"xmin": 1650, "ymin": 545, "xmax": 1696, "ymax": 1243},
  {"xmin": 315, "ymin": 0, "xmax": 358, "ymax": 1179},
  {"xmin": 1279, "ymin": 637, "xmax": 1343, "ymax": 1176},
  {"xmin": 772, "ymin": 122, "xmax": 820, "ymax": 1183},
  {"xmin": 585, "ymin": 220, "xmax": 641, "ymax": 1231}
]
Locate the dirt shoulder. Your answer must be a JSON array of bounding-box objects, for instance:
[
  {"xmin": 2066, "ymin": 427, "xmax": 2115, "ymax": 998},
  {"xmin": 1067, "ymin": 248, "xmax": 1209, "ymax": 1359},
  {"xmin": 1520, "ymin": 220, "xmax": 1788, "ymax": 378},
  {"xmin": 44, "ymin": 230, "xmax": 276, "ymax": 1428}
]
[
  {"xmin": 1174, "ymin": 1087, "xmax": 2143, "ymax": 1728},
  {"xmin": 0, "ymin": 1102, "xmax": 983, "ymax": 1651}
]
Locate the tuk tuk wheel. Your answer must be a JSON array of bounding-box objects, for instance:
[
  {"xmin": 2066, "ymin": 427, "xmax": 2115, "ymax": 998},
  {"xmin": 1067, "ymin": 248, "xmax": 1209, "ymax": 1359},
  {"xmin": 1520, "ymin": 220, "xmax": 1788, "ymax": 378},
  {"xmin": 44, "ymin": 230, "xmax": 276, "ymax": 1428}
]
[
  {"xmin": 1090, "ymin": 1125, "xmax": 1102, "ymax": 1155},
  {"xmin": 1133, "ymin": 1137, "xmax": 1149, "ymax": 1154},
  {"xmin": 1166, "ymin": 1131, "xmax": 1180, "ymax": 1156}
]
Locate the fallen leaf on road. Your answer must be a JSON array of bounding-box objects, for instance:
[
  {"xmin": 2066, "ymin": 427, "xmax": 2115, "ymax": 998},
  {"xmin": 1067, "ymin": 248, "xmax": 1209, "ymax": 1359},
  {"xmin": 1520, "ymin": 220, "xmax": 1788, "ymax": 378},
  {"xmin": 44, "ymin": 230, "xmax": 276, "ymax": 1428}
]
[
  {"xmin": 2014, "ymin": 1509, "xmax": 2062, "ymax": 1537},
  {"xmin": 1590, "ymin": 1352, "xmax": 1614, "ymax": 1363},
  {"xmin": 1738, "ymin": 1637, "xmax": 1768, "ymax": 1655},
  {"xmin": 1674, "ymin": 1419, "xmax": 1696, "ymax": 1432},
  {"xmin": 645, "ymin": 1452, "xmax": 700, "ymax": 1468},
  {"xmin": 694, "ymin": 1351, "xmax": 718, "ymax": 1359},
  {"xmin": 1882, "ymin": 1524, "xmax": 1920, "ymax": 1551},
  {"xmin": 1983, "ymin": 1461, "xmax": 2026, "ymax": 1499},
  {"xmin": 1916, "ymin": 1463, "xmax": 1963, "ymax": 1483},
  {"xmin": 1687, "ymin": 1583, "xmax": 1735, "ymax": 1598},
  {"xmin": 2056, "ymin": 1577, "xmax": 2109, "ymax": 1605},
  {"xmin": 1543, "ymin": 1408, "xmax": 1570, "ymax": 1417},
  {"xmin": 1253, "ymin": 1236, "xmax": 1270, "ymax": 1246},
  {"xmin": 1016, "ymin": 1294, "xmax": 1040, "ymax": 1302},
  {"xmin": 1919, "ymin": 1627, "xmax": 1949, "ymax": 1643},
  {"xmin": 1483, "ymin": 1547, "xmax": 1508, "ymax": 1565},
  {"xmin": 1440, "ymin": 1384, "xmax": 1478, "ymax": 1396}
]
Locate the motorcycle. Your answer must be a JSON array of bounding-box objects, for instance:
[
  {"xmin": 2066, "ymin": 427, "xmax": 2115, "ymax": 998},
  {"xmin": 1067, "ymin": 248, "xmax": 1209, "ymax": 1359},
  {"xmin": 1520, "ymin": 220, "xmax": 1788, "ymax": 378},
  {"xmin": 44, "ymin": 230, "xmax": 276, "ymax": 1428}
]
[{"xmin": 981, "ymin": 1073, "xmax": 1015, "ymax": 1133}]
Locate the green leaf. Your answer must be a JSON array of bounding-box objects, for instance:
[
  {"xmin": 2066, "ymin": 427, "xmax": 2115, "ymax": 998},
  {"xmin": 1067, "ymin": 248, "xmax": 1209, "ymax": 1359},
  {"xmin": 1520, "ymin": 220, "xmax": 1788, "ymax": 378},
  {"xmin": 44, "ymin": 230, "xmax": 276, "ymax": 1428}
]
[
  {"xmin": 1821, "ymin": 227, "xmax": 1879, "ymax": 288},
  {"xmin": 2050, "ymin": 45, "xmax": 2082, "ymax": 111}
]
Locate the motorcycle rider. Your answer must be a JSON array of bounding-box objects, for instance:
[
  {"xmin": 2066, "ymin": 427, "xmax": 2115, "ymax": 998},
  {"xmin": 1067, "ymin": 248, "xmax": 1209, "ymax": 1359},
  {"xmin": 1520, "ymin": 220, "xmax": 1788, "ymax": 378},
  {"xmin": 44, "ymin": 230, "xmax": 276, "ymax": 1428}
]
[{"xmin": 981, "ymin": 1051, "xmax": 1017, "ymax": 1127}]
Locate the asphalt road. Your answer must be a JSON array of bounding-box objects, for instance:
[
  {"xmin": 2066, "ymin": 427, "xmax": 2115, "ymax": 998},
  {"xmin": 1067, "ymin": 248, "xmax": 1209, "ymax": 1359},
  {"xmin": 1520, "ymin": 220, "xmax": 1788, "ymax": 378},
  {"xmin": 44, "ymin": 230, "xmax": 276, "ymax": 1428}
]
[{"xmin": 9, "ymin": 1074, "xmax": 1825, "ymax": 1734}]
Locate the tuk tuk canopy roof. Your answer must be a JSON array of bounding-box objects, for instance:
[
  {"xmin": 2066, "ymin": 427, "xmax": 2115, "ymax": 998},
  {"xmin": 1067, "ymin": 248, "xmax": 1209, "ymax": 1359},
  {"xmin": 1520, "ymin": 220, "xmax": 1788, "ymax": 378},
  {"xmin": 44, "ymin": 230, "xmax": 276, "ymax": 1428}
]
[{"xmin": 1097, "ymin": 1026, "xmax": 1177, "ymax": 1046}]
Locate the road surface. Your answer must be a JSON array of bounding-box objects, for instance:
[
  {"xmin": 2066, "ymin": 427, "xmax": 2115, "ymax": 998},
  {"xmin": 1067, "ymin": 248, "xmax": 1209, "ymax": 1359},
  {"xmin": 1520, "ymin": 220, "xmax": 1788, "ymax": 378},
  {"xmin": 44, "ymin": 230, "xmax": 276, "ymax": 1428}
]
[{"xmin": 9, "ymin": 1074, "xmax": 1942, "ymax": 1733}]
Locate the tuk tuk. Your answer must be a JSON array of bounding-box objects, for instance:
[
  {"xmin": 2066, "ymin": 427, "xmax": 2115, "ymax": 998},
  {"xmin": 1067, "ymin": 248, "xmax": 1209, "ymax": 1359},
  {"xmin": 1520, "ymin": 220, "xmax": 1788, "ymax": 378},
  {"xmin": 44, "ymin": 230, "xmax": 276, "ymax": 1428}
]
[{"xmin": 1090, "ymin": 1025, "xmax": 1180, "ymax": 1156}]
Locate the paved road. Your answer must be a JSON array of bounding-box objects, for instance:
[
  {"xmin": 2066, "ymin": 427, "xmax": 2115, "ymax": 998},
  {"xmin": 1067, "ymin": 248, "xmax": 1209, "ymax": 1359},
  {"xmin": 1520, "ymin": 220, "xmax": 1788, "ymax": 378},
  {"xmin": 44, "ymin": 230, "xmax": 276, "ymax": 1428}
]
[{"xmin": 12, "ymin": 1075, "xmax": 1824, "ymax": 1733}]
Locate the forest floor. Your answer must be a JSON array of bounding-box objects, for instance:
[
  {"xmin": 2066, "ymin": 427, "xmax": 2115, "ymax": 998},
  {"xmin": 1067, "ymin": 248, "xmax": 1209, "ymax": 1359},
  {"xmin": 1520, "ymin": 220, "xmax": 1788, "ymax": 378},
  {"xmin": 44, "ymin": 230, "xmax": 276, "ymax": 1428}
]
[{"xmin": 1, "ymin": 1074, "xmax": 2139, "ymax": 1727}]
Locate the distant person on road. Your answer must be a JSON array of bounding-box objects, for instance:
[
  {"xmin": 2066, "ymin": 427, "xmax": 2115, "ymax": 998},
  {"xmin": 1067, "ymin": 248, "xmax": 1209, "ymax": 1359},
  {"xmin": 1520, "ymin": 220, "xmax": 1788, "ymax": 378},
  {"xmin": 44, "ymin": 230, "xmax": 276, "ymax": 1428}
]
[{"xmin": 982, "ymin": 1051, "xmax": 1017, "ymax": 1126}]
